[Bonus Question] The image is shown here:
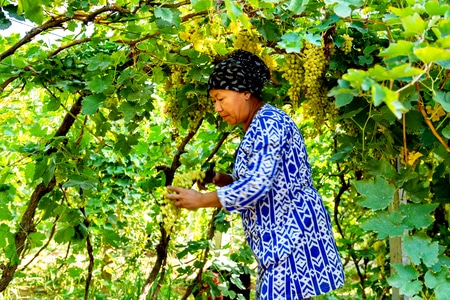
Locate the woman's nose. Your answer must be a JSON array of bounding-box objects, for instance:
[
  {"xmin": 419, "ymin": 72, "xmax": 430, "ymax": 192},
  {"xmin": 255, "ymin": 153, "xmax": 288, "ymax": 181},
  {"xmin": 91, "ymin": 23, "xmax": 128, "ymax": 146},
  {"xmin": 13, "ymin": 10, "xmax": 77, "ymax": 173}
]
[{"xmin": 215, "ymin": 102, "xmax": 222, "ymax": 112}]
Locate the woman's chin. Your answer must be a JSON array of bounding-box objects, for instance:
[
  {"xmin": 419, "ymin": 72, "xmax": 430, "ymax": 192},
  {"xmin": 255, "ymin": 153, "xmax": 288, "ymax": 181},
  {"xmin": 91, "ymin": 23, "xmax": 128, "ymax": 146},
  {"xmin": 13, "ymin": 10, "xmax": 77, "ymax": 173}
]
[
  {"xmin": 225, "ymin": 120, "xmax": 237, "ymax": 126},
  {"xmin": 221, "ymin": 117, "xmax": 234, "ymax": 125}
]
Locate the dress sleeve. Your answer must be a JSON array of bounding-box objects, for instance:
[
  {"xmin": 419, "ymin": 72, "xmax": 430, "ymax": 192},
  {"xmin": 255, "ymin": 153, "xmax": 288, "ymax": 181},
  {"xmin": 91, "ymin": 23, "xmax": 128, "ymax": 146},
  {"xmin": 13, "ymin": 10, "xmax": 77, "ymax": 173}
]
[{"xmin": 217, "ymin": 115, "xmax": 284, "ymax": 212}]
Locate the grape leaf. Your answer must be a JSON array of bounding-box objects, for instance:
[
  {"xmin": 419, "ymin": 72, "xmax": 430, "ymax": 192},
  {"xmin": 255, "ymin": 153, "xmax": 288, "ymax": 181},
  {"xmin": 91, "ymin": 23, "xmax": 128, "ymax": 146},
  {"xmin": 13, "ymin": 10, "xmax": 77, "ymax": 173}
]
[
  {"xmin": 255, "ymin": 19, "xmax": 281, "ymax": 42},
  {"xmin": 353, "ymin": 177, "xmax": 395, "ymax": 210},
  {"xmin": 401, "ymin": 13, "xmax": 427, "ymax": 37},
  {"xmin": 54, "ymin": 227, "xmax": 75, "ymax": 243},
  {"xmin": 379, "ymin": 40, "xmax": 414, "ymax": 58},
  {"xmin": 87, "ymin": 54, "xmax": 112, "ymax": 71},
  {"xmin": 82, "ymin": 94, "xmax": 106, "ymax": 115},
  {"xmin": 289, "ymin": 0, "xmax": 309, "ymax": 14},
  {"xmin": 0, "ymin": 224, "xmax": 12, "ymax": 248},
  {"xmin": 0, "ymin": 11, "xmax": 12, "ymax": 30},
  {"xmin": 404, "ymin": 233, "xmax": 439, "ymax": 267},
  {"xmin": 62, "ymin": 174, "xmax": 97, "ymax": 190},
  {"xmin": 361, "ymin": 211, "xmax": 406, "ymax": 239},
  {"xmin": 371, "ymin": 83, "xmax": 405, "ymax": 118},
  {"xmin": 335, "ymin": 93, "xmax": 354, "ymax": 107},
  {"xmin": 278, "ymin": 32, "xmax": 303, "ymax": 53},
  {"xmin": 415, "ymin": 46, "xmax": 450, "ymax": 63},
  {"xmin": 399, "ymin": 203, "xmax": 438, "ymax": 229},
  {"xmin": 154, "ymin": 7, "xmax": 181, "ymax": 28},
  {"xmin": 87, "ymin": 73, "xmax": 114, "ymax": 94},
  {"xmin": 191, "ymin": 0, "xmax": 211, "ymax": 12},
  {"xmin": 442, "ymin": 124, "xmax": 450, "ymax": 139},
  {"xmin": 388, "ymin": 264, "xmax": 422, "ymax": 296},
  {"xmin": 433, "ymin": 91, "xmax": 450, "ymax": 112}
]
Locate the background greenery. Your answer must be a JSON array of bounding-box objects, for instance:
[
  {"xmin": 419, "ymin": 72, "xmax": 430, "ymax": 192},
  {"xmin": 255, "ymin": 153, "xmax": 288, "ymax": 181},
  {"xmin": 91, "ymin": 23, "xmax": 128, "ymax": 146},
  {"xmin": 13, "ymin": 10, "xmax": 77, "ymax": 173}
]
[{"xmin": 0, "ymin": 0, "xmax": 449, "ymax": 299}]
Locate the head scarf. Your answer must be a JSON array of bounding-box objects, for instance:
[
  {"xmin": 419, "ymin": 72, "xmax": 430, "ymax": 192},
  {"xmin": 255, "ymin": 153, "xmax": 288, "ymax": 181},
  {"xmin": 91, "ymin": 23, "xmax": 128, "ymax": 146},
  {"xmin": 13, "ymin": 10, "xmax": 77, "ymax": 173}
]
[{"xmin": 207, "ymin": 50, "xmax": 270, "ymax": 97}]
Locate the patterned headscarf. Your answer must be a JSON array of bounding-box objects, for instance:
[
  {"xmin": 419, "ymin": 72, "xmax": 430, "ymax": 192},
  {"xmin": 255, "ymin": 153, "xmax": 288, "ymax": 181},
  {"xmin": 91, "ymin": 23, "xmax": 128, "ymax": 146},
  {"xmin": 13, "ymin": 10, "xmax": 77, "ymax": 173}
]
[{"xmin": 207, "ymin": 50, "xmax": 270, "ymax": 97}]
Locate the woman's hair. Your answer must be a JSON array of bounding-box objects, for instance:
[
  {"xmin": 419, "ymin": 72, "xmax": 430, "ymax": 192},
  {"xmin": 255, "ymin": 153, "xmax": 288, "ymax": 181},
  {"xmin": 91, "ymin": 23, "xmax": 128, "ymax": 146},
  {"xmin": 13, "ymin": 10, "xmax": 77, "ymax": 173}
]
[{"xmin": 207, "ymin": 50, "xmax": 270, "ymax": 98}]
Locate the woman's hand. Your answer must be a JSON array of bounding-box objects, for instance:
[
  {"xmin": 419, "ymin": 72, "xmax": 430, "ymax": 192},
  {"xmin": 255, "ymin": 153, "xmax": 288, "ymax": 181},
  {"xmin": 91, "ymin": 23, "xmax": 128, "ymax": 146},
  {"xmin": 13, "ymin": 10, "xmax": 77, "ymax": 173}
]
[
  {"xmin": 197, "ymin": 171, "xmax": 233, "ymax": 189},
  {"xmin": 165, "ymin": 186, "xmax": 222, "ymax": 209},
  {"xmin": 165, "ymin": 186, "xmax": 202, "ymax": 210},
  {"xmin": 212, "ymin": 172, "xmax": 233, "ymax": 187}
]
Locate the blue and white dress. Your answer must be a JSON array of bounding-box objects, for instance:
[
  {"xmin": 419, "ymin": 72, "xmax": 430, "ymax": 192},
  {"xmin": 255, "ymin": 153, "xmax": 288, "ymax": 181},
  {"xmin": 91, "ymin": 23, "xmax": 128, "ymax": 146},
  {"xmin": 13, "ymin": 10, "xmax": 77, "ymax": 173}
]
[{"xmin": 217, "ymin": 104, "xmax": 345, "ymax": 299}]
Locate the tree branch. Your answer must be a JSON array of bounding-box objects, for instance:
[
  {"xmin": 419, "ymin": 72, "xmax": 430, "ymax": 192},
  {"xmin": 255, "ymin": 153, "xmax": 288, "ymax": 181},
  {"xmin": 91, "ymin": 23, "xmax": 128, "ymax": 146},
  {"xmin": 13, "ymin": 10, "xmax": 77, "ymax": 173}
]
[
  {"xmin": 204, "ymin": 131, "xmax": 230, "ymax": 163},
  {"xmin": 0, "ymin": 76, "xmax": 19, "ymax": 93},
  {"xmin": 0, "ymin": 177, "xmax": 57, "ymax": 292},
  {"xmin": 0, "ymin": 96, "xmax": 84, "ymax": 292},
  {"xmin": 180, "ymin": 207, "xmax": 222, "ymax": 300},
  {"xmin": 140, "ymin": 120, "xmax": 204, "ymax": 299},
  {"xmin": 138, "ymin": 223, "xmax": 170, "ymax": 300},
  {"xmin": 48, "ymin": 38, "xmax": 93, "ymax": 57},
  {"xmin": 332, "ymin": 135, "xmax": 366, "ymax": 298},
  {"xmin": 80, "ymin": 207, "xmax": 94, "ymax": 300},
  {"xmin": 0, "ymin": 4, "xmax": 131, "ymax": 63},
  {"xmin": 19, "ymin": 215, "xmax": 59, "ymax": 271}
]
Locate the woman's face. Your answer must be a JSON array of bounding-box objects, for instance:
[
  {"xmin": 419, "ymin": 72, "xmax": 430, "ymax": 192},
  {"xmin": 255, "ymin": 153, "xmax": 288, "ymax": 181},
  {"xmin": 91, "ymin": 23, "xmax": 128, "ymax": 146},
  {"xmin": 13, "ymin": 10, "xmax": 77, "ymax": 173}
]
[{"xmin": 209, "ymin": 89, "xmax": 250, "ymax": 126}]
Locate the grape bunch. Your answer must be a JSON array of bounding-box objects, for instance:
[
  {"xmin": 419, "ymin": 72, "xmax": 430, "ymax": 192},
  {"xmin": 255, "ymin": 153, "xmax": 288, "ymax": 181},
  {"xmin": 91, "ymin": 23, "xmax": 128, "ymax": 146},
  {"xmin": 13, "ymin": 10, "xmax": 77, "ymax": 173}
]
[
  {"xmin": 163, "ymin": 92, "xmax": 180, "ymax": 127},
  {"xmin": 170, "ymin": 65, "xmax": 184, "ymax": 89},
  {"xmin": 280, "ymin": 42, "xmax": 328, "ymax": 106},
  {"xmin": 163, "ymin": 65, "xmax": 213, "ymax": 129},
  {"xmin": 233, "ymin": 31, "xmax": 262, "ymax": 55},
  {"xmin": 165, "ymin": 65, "xmax": 187, "ymax": 90},
  {"xmin": 173, "ymin": 170, "xmax": 206, "ymax": 189},
  {"xmin": 341, "ymin": 34, "xmax": 353, "ymax": 54},
  {"xmin": 179, "ymin": 18, "xmax": 221, "ymax": 56},
  {"xmin": 160, "ymin": 170, "xmax": 206, "ymax": 234},
  {"xmin": 232, "ymin": 31, "xmax": 277, "ymax": 71},
  {"xmin": 280, "ymin": 54, "xmax": 304, "ymax": 107},
  {"xmin": 186, "ymin": 92, "xmax": 212, "ymax": 129},
  {"xmin": 340, "ymin": 119, "xmax": 359, "ymax": 137},
  {"xmin": 301, "ymin": 85, "xmax": 338, "ymax": 132},
  {"xmin": 280, "ymin": 41, "xmax": 339, "ymax": 133},
  {"xmin": 301, "ymin": 42, "xmax": 327, "ymax": 92}
]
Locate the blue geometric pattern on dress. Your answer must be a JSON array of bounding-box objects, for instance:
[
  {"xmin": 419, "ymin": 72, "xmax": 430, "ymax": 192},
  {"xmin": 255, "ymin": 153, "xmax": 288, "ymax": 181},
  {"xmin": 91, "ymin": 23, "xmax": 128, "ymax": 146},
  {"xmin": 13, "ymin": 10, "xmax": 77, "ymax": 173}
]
[{"xmin": 217, "ymin": 104, "xmax": 345, "ymax": 299}]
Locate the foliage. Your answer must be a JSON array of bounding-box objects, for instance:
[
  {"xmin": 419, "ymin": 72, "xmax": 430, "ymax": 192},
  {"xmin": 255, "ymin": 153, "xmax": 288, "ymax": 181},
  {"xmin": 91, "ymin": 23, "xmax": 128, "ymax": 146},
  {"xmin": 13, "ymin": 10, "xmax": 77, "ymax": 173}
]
[{"xmin": 0, "ymin": 0, "xmax": 449, "ymax": 299}]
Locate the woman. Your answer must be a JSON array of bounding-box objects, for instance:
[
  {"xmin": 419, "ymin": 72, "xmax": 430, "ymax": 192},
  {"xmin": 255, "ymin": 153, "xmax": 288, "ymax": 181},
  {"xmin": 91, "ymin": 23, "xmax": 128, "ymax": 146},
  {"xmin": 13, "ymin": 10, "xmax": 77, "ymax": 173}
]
[{"xmin": 166, "ymin": 50, "xmax": 345, "ymax": 299}]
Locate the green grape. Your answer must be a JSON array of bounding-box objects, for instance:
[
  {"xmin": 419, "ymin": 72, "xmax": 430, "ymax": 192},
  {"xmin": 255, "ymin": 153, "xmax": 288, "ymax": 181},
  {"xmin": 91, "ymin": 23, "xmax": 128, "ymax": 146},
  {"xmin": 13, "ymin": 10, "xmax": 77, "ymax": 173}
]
[
  {"xmin": 280, "ymin": 54, "xmax": 304, "ymax": 107},
  {"xmin": 163, "ymin": 92, "xmax": 181, "ymax": 127},
  {"xmin": 341, "ymin": 34, "xmax": 353, "ymax": 54},
  {"xmin": 164, "ymin": 87, "xmax": 212, "ymax": 130},
  {"xmin": 160, "ymin": 170, "xmax": 206, "ymax": 234},
  {"xmin": 233, "ymin": 32, "xmax": 261, "ymax": 55},
  {"xmin": 173, "ymin": 170, "xmax": 205, "ymax": 188},
  {"xmin": 170, "ymin": 65, "xmax": 186, "ymax": 89},
  {"xmin": 301, "ymin": 42, "xmax": 326, "ymax": 95},
  {"xmin": 160, "ymin": 197, "xmax": 180, "ymax": 234},
  {"xmin": 185, "ymin": 93, "xmax": 212, "ymax": 130},
  {"xmin": 340, "ymin": 119, "xmax": 358, "ymax": 137}
]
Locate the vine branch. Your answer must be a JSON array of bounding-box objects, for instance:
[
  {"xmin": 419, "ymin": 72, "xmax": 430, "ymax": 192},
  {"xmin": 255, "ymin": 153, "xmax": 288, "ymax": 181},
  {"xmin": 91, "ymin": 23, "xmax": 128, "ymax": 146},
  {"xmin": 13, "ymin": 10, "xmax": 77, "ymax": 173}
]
[
  {"xmin": 0, "ymin": 96, "xmax": 84, "ymax": 292},
  {"xmin": 416, "ymin": 82, "xmax": 450, "ymax": 152},
  {"xmin": 181, "ymin": 207, "xmax": 222, "ymax": 300},
  {"xmin": 80, "ymin": 207, "xmax": 94, "ymax": 300},
  {"xmin": 140, "ymin": 119, "xmax": 204, "ymax": 300},
  {"xmin": 19, "ymin": 215, "xmax": 59, "ymax": 271}
]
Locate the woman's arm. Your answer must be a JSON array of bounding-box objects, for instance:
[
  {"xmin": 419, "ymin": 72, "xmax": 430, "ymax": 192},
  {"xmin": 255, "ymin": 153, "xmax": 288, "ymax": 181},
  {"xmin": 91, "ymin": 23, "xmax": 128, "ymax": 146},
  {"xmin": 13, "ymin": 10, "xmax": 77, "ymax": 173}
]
[{"xmin": 165, "ymin": 186, "xmax": 222, "ymax": 209}]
